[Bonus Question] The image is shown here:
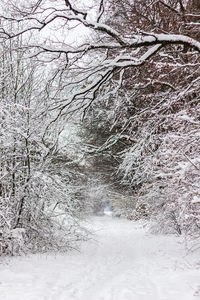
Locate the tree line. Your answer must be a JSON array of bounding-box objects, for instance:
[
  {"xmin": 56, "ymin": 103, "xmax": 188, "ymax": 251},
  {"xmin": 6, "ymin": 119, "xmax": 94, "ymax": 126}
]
[{"xmin": 0, "ymin": 0, "xmax": 199, "ymax": 254}]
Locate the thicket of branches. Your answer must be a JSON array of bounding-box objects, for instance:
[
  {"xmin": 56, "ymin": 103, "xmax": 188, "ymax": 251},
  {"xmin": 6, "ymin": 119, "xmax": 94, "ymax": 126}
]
[
  {"xmin": 0, "ymin": 29, "xmax": 90, "ymax": 255},
  {"xmin": 0, "ymin": 0, "xmax": 200, "ymax": 253},
  {"xmin": 92, "ymin": 0, "xmax": 200, "ymax": 241}
]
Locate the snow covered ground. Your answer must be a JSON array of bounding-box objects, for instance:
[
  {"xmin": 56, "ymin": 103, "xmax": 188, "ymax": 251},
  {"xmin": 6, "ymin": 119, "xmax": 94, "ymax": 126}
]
[{"xmin": 0, "ymin": 216, "xmax": 199, "ymax": 300}]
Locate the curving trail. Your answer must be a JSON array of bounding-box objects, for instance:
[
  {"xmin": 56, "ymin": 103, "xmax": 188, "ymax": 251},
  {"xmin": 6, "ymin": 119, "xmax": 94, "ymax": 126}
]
[{"xmin": 0, "ymin": 216, "xmax": 199, "ymax": 300}]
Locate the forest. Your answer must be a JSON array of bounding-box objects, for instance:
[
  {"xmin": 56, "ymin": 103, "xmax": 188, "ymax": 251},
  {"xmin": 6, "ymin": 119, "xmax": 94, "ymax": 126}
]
[{"xmin": 0, "ymin": 0, "xmax": 200, "ymax": 256}]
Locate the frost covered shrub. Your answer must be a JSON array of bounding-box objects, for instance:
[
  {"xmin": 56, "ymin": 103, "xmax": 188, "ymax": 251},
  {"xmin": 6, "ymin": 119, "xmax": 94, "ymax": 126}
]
[
  {"xmin": 0, "ymin": 228, "xmax": 26, "ymax": 256},
  {"xmin": 119, "ymin": 98, "xmax": 200, "ymax": 238},
  {"xmin": 151, "ymin": 105, "xmax": 200, "ymax": 236},
  {"xmin": 0, "ymin": 198, "xmax": 28, "ymax": 255},
  {"xmin": 0, "ymin": 170, "xmax": 90, "ymax": 256},
  {"xmin": 24, "ymin": 172, "xmax": 90, "ymax": 253}
]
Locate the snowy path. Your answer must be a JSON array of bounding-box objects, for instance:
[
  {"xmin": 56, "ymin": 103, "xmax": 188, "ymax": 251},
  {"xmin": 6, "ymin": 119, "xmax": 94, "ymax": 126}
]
[{"xmin": 0, "ymin": 216, "xmax": 199, "ymax": 300}]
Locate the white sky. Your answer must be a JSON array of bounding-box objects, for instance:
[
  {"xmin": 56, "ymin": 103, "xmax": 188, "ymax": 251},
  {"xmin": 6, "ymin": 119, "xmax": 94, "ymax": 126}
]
[{"xmin": 38, "ymin": 0, "xmax": 99, "ymax": 47}]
